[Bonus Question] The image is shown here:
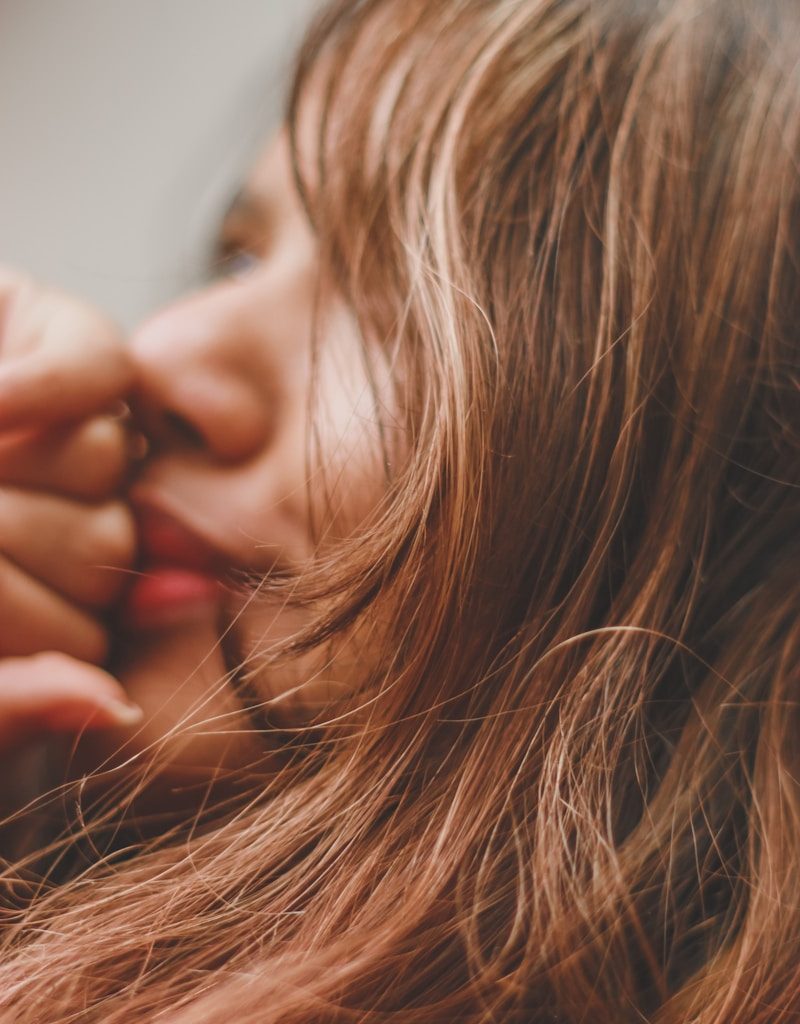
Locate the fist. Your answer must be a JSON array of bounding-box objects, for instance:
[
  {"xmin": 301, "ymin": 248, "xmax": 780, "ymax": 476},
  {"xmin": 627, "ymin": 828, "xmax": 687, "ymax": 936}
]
[{"xmin": 0, "ymin": 268, "xmax": 137, "ymax": 665}]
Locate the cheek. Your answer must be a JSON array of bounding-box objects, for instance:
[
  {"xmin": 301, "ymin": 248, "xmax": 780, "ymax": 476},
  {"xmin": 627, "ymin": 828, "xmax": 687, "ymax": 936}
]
[
  {"xmin": 311, "ymin": 319, "xmax": 400, "ymax": 538},
  {"xmin": 225, "ymin": 587, "xmax": 388, "ymax": 729},
  {"xmin": 70, "ymin": 616, "xmax": 269, "ymax": 804},
  {"xmin": 223, "ymin": 598, "xmax": 339, "ymax": 722}
]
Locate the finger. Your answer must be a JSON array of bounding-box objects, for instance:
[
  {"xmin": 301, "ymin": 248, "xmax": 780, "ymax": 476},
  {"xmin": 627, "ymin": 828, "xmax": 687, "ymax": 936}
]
[
  {"xmin": 0, "ymin": 270, "xmax": 134, "ymax": 429},
  {"xmin": 0, "ymin": 652, "xmax": 142, "ymax": 753},
  {"xmin": 0, "ymin": 416, "xmax": 132, "ymax": 500},
  {"xmin": 0, "ymin": 553, "xmax": 108, "ymax": 662},
  {"xmin": 0, "ymin": 490, "xmax": 135, "ymax": 608},
  {"xmin": 0, "ymin": 343, "xmax": 134, "ymax": 431}
]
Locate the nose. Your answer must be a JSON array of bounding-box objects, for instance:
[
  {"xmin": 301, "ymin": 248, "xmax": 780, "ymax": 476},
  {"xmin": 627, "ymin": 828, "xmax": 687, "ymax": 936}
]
[{"xmin": 129, "ymin": 283, "xmax": 274, "ymax": 463}]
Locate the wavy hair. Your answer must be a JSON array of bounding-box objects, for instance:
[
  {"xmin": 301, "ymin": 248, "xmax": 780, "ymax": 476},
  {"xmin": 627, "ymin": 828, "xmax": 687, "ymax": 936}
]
[{"xmin": 1, "ymin": 0, "xmax": 799, "ymax": 1020}]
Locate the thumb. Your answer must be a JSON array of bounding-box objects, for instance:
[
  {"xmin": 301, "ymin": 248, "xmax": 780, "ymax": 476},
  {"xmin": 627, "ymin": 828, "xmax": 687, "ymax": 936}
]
[{"xmin": 0, "ymin": 652, "xmax": 143, "ymax": 753}]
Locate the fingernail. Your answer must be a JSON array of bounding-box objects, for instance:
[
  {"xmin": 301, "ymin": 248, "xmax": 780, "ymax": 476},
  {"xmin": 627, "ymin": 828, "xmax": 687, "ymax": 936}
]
[{"xmin": 96, "ymin": 696, "xmax": 145, "ymax": 726}]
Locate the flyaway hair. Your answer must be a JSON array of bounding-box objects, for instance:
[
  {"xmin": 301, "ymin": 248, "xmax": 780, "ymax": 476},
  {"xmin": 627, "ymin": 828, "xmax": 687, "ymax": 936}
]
[{"xmin": 0, "ymin": 0, "xmax": 799, "ymax": 1020}]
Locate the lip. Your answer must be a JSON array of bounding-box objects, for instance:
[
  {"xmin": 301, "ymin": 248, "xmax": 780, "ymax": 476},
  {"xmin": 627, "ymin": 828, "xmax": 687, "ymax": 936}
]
[
  {"xmin": 135, "ymin": 503, "xmax": 226, "ymax": 575},
  {"xmin": 120, "ymin": 498, "xmax": 232, "ymax": 632}
]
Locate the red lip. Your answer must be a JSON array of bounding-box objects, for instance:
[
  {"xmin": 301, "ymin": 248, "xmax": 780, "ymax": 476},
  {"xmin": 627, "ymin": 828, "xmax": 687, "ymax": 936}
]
[
  {"xmin": 136, "ymin": 504, "xmax": 223, "ymax": 574},
  {"xmin": 120, "ymin": 503, "xmax": 227, "ymax": 632}
]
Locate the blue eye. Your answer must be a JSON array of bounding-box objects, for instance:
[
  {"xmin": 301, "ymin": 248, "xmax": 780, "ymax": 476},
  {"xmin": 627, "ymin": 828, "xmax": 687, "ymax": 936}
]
[{"xmin": 218, "ymin": 248, "xmax": 260, "ymax": 280}]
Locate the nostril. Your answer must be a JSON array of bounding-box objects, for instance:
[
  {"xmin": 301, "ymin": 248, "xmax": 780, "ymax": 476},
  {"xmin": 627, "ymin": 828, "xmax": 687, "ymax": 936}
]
[
  {"xmin": 128, "ymin": 389, "xmax": 208, "ymax": 455},
  {"xmin": 161, "ymin": 410, "xmax": 206, "ymax": 450},
  {"xmin": 129, "ymin": 370, "xmax": 271, "ymax": 463}
]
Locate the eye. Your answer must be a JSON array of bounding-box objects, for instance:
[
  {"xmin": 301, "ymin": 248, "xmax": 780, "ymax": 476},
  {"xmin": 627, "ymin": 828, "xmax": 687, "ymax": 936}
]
[{"xmin": 215, "ymin": 244, "xmax": 261, "ymax": 281}]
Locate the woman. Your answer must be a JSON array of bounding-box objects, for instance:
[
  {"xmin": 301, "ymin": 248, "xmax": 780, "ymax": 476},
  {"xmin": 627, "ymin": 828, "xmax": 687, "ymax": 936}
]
[{"xmin": 0, "ymin": 0, "xmax": 798, "ymax": 1020}]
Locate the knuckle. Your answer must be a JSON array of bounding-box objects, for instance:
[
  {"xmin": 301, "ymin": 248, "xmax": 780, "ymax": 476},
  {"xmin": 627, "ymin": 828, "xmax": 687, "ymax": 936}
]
[
  {"xmin": 38, "ymin": 288, "xmax": 131, "ymax": 378},
  {"xmin": 85, "ymin": 501, "xmax": 136, "ymax": 570},
  {"xmin": 68, "ymin": 300, "xmax": 132, "ymax": 372},
  {"xmin": 58, "ymin": 290, "xmax": 118, "ymax": 336},
  {"xmin": 75, "ymin": 418, "xmax": 128, "ymax": 493}
]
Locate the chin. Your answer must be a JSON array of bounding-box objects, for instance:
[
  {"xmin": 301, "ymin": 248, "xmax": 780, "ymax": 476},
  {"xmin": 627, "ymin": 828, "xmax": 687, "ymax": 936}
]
[{"xmin": 65, "ymin": 607, "xmax": 271, "ymax": 825}]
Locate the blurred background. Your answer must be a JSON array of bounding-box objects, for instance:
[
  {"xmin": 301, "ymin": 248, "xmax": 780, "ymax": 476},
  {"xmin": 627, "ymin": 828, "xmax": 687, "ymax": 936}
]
[{"xmin": 0, "ymin": 0, "xmax": 318, "ymax": 328}]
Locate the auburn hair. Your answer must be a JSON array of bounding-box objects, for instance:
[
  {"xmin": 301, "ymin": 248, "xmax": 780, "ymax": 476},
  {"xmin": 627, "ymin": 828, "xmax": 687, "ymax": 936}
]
[{"xmin": 1, "ymin": 0, "xmax": 799, "ymax": 1020}]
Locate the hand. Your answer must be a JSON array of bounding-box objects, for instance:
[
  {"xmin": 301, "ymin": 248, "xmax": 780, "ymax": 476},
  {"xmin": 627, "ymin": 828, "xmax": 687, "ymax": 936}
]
[
  {"xmin": 0, "ymin": 653, "xmax": 142, "ymax": 754},
  {"xmin": 0, "ymin": 269, "xmax": 141, "ymax": 753}
]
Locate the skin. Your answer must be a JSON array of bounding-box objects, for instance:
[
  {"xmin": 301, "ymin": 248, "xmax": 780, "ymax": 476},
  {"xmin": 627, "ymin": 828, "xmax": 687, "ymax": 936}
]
[
  {"xmin": 0, "ymin": 132, "xmax": 393, "ymax": 796},
  {"xmin": 0, "ymin": 269, "xmax": 141, "ymax": 751}
]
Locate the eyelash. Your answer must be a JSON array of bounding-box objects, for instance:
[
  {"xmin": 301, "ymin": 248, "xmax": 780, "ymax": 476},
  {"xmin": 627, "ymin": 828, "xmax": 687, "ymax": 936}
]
[{"xmin": 216, "ymin": 245, "xmax": 261, "ymax": 280}]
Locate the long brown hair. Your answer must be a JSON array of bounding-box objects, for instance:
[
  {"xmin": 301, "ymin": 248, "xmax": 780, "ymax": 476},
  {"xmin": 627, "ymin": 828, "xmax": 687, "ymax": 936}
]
[{"xmin": 1, "ymin": 0, "xmax": 799, "ymax": 1020}]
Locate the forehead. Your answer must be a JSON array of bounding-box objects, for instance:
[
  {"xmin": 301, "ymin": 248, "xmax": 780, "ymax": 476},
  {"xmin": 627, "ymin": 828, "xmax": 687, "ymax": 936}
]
[{"xmin": 233, "ymin": 50, "xmax": 395, "ymax": 239}]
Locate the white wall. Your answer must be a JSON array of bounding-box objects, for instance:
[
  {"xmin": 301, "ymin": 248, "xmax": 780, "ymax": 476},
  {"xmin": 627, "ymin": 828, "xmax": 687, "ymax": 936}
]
[{"xmin": 0, "ymin": 1, "xmax": 318, "ymax": 327}]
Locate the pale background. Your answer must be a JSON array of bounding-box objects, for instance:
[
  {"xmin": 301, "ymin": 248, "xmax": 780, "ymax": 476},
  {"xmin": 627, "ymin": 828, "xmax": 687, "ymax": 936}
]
[{"xmin": 0, "ymin": 1, "xmax": 319, "ymax": 328}]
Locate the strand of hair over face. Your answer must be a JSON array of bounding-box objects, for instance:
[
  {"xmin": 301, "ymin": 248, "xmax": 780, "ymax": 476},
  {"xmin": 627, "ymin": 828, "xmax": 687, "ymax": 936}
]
[{"xmin": 0, "ymin": 0, "xmax": 798, "ymax": 1020}]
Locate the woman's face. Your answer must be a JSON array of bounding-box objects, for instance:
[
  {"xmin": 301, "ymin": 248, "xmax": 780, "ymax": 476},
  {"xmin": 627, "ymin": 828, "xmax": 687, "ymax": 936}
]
[{"xmin": 80, "ymin": 131, "xmax": 394, "ymax": 786}]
